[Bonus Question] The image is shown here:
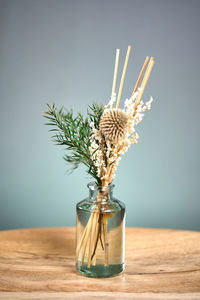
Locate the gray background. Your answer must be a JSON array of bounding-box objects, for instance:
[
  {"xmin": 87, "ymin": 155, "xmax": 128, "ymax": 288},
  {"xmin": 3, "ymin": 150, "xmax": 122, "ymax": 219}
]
[{"xmin": 1, "ymin": 0, "xmax": 200, "ymax": 231}]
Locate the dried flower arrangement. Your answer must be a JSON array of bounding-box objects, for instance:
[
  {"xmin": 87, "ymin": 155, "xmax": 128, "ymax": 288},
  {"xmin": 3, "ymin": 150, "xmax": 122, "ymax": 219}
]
[{"xmin": 44, "ymin": 45, "xmax": 154, "ymax": 268}]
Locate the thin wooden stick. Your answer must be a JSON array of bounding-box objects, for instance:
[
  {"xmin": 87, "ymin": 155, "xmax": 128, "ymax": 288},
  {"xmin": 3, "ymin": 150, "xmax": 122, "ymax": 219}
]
[
  {"xmin": 116, "ymin": 45, "xmax": 132, "ymax": 109},
  {"xmin": 100, "ymin": 136, "xmax": 106, "ymax": 188},
  {"xmin": 91, "ymin": 218, "xmax": 99, "ymax": 265},
  {"xmin": 76, "ymin": 211, "xmax": 94, "ymax": 258},
  {"xmin": 132, "ymin": 56, "xmax": 149, "ymax": 96},
  {"xmin": 87, "ymin": 221, "xmax": 92, "ymax": 267},
  {"xmin": 111, "ymin": 49, "xmax": 120, "ymax": 109},
  {"xmin": 81, "ymin": 212, "xmax": 94, "ymax": 265},
  {"xmin": 91, "ymin": 213, "xmax": 101, "ymax": 261},
  {"xmin": 134, "ymin": 57, "xmax": 155, "ymax": 109},
  {"xmin": 87, "ymin": 213, "xmax": 98, "ymax": 268}
]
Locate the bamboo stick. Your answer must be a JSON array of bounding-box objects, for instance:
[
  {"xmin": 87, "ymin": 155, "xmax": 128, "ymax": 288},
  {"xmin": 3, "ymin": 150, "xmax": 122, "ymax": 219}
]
[
  {"xmin": 116, "ymin": 45, "xmax": 132, "ymax": 109},
  {"xmin": 134, "ymin": 57, "xmax": 155, "ymax": 109},
  {"xmin": 111, "ymin": 49, "xmax": 120, "ymax": 109},
  {"xmin": 132, "ymin": 56, "xmax": 149, "ymax": 96}
]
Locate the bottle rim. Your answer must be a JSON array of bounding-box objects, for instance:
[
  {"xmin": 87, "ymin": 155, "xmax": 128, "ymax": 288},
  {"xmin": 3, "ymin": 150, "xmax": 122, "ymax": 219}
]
[{"xmin": 87, "ymin": 181, "xmax": 115, "ymax": 192}]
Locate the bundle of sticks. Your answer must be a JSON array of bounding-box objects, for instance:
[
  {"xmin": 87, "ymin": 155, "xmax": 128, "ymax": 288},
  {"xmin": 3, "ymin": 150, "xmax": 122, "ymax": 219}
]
[{"xmin": 76, "ymin": 45, "xmax": 155, "ymax": 267}]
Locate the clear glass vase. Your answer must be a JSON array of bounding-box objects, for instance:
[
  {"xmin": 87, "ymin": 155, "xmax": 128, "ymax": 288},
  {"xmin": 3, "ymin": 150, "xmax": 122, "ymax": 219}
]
[{"xmin": 76, "ymin": 182, "xmax": 125, "ymax": 278}]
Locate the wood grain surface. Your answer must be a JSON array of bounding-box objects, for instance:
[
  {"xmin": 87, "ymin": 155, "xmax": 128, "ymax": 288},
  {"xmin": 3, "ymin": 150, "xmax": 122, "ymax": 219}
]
[{"xmin": 0, "ymin": 227, "xmax": 200, "ymax": 299}]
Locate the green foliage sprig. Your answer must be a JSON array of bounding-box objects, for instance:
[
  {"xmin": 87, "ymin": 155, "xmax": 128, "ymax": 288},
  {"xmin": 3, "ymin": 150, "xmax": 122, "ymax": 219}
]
[{"xmin": 44, "ymin": 103, "xmax": 104, "ymax": 185}]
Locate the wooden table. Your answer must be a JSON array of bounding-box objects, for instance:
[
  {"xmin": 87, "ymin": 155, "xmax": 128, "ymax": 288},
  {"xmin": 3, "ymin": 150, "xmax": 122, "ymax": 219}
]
[{"xmin": 0, "ymin": 227, "xmax": 200, "ymax": 299}]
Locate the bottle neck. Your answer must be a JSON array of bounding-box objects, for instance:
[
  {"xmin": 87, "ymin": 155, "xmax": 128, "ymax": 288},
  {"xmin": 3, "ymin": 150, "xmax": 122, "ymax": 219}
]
[{"xmin": 88, "ymin": 182, "xmax": 114, "ymax": 202}]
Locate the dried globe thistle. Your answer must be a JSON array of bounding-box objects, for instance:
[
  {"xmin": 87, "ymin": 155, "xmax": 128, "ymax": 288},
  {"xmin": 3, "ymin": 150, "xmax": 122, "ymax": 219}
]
[{"xmin": 99, "ymin": 108, "xmax": 128, "ymax": 141}]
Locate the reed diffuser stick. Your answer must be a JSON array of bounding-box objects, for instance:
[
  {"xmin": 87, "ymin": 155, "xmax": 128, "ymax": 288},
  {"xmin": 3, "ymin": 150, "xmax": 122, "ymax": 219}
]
[
  {"xmin": 111, "ymin": 49, "xmax": 120, "ymax": 109},
  {"xmin": 87, "ymin": 212, "xmax": 98, "ymax": 268},
  {"xmin": 91, "ymin": 217, "xmax": 99, "ymax": 266},
  {"xmin": 132, "ymin": 56, "xmax": 149, "ymax": 96},
  {"xmin": 134, "ymin": 57, "xmax": 155, "ymax": 109},
  {"xmin": 76, "ymin": 211, "xmax": 94, "ymax": 257},
  {"xmin": 116, "ymin": 45, "xmax": 131, "ymax": 108},
  {"xmin": 91, "ymin": 213, "xmax": 101, "ymax": 261},
  {"xmin": 81, "ymin": 213, "xmax": 94, "ymax": 265}
]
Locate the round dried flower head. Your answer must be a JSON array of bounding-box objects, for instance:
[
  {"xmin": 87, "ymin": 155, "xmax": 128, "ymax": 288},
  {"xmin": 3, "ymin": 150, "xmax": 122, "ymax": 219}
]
[{"xmin": 100, "ymin": 108, "xmax": 129, "ymax": 141}]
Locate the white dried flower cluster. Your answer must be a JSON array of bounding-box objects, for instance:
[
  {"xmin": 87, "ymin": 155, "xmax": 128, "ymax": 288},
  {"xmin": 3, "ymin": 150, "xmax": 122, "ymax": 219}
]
[
  {"xmin": 89, "ymin": 123, "xmax": 103, "ymax": 178},
  {"xmin": 89, "ymin": 92, "xmax": 154, "ymax": 186},
  {"xmin": 106, "ymin": 94, "xmax": 154, "ymax": 181},
  {"xmin": 124, "ymin": 90, "xmax": 139, "ymax": 115},
  {"xmin": 132, "ymin": 96, "xmax": 154, "ymax": 126}
]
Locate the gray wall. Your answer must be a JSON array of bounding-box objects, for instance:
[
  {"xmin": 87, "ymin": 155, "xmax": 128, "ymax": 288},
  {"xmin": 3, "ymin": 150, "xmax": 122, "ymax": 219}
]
[{"xmin": 0, "ymin": 0, "xmax": 200, "ymax": 231}]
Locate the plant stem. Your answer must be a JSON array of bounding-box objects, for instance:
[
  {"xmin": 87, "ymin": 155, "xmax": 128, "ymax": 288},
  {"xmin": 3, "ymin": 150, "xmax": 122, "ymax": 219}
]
[
  {"xmin": 87, "ymin": 212, "xmax": 98, "ymax": 268},
  {"xmin": 103, "ymin": 214, "xmax": 109, "ymax": 266}
]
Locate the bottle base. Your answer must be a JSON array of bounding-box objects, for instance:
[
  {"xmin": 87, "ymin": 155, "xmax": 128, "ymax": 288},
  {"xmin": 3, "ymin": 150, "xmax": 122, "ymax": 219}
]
[{"xmin": 76, "ymin": 263, "xmax": 124, "ymax": 278}]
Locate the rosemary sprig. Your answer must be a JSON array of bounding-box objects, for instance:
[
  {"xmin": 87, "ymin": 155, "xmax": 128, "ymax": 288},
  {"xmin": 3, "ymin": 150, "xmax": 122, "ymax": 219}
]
[{"xmin": 44, "ymin": 103, "xmax": 104, "ymax": 185}]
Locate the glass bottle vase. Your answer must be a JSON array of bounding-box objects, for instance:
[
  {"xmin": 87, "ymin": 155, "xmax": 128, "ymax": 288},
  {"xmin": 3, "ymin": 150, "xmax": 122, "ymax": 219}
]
[{"xmin": 76, "ymin": 182, "xmax": 125, "ymax": 278}]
